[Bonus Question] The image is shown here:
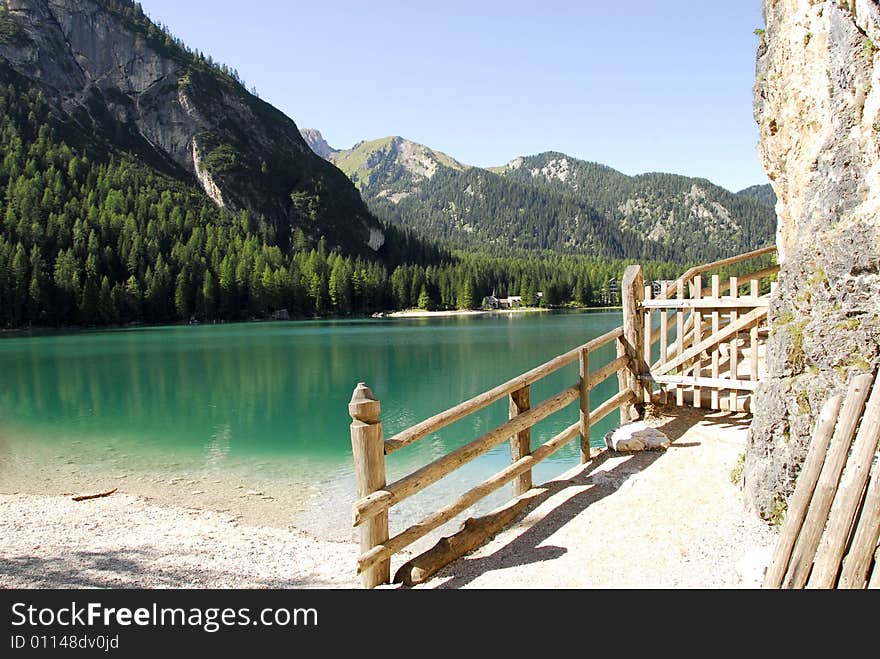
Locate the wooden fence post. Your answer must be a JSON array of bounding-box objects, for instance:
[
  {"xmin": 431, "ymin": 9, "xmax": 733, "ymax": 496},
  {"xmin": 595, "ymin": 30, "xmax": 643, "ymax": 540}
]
[
  {"xmin": 579, "ymin": 348, "xmax": 591, "ymax": 463},
  {"xmin": 620, "ymin": 265, "xmax": 646, "ymax": 423},
  {"xmin": 509, "ymin": 385, "xmax": 532, "ymax": 495},
  {"xmin": 349, "ymin": 382, "xmax": 390, "ymax": 588}
]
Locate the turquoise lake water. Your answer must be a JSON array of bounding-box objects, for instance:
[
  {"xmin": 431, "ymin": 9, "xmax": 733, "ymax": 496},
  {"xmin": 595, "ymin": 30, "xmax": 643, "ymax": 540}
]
[{"xmin": 0, "ymin": 311, "xmax": 624, "ymax": 539}]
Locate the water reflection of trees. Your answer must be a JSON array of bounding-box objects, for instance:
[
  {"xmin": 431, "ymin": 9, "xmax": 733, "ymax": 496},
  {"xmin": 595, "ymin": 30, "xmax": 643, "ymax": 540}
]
[{"xmin": 0, "ymin": 315, "xmax": 623, "ymax": 464}]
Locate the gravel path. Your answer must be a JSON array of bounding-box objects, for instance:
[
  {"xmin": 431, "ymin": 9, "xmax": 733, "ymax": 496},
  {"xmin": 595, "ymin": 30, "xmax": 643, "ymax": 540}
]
[
  {"xmin": 0, "ymin": 407, "xmax": 776, "ymax": 589},
  {"xmin": 417, "ymin": 407, "xmax": 777, "ymax": 589}
]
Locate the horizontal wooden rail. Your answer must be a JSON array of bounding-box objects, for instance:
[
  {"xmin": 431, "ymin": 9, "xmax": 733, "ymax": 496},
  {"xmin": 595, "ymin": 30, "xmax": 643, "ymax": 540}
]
[
  {"xmin": 589, "ymin": 354, "xmax": 629, "ymax": 389},
  {"xmin": 357, "ymin": 389, "xmax": 637, "ymax": 575},
  {"xmin": 642, "ymin": 297, "xmax": 769, "ymax": 310},
  {"xmin": 701, "ymin": 265, "xmax": 779, "ymax": 298},
  {"xmin": 658, "ymin": 245, "xmax": 776, "ymax": 300},
  {"xmin": 358, "ymin": 422, "xmax": 582, "ymax": 575},
  {"xmin": 642, "ymin": 374, "xmax": 759, "ymax": 392},
  {"xmin": 654, "ymin": 307, "xmax": 767, "ymax": 377},
  {"xmin": 354, "ymin": 385, "xmax": 580, "ymax": 525},
  {"xmin": 589, "ymin": 389, "xmax": 636, "ymax": 425},
  {"xmin": 383, "ymin": 326, "xmax": 624, "ymax": 454}
]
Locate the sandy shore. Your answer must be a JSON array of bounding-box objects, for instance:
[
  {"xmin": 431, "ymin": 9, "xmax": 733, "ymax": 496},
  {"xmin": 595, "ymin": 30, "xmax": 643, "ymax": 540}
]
[
  {"xmin": 0, "ymin": 407, "xmax": 777, "ymax": 589},
  {"xmin": 0, "ymin": 493, "xmax": 359, "ymax": 588}
]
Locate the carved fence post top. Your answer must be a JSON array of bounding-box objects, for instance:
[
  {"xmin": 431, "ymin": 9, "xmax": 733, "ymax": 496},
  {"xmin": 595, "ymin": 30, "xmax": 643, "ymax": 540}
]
[{"xmin": 349, "ymin": 382, "xmax": 381, "ymax": 422}]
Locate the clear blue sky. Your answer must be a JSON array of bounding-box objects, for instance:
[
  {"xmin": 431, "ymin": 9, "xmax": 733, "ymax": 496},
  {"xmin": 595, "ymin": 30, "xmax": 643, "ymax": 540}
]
[{"xmin": 138, "ymin": 0, "xmax": 768, "ymax": 192}]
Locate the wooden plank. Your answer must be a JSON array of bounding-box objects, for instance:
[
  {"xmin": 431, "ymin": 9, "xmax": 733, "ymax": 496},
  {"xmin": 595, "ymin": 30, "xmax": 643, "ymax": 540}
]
[
  {"xmin": 699, "ymin": 265, "xmax": 780, "ymax": 298},
  {"xmin": 349, "ymin": 383, "xmax": 390, "ymax": 588},
  {"xmin": 693, "ymin": 275, "xmax": 702, "ymax": 409},
  {"xmin": 783, "ymin": 373, "xmax": 874, "ymax": 588},
  {"xmin": 653, "ymin": 308, "xmax": 767, "ymax": 377},
  {"xmin": 590, "ymin": 389, "xmax": 635, "ymax": 425},
  {"xmin": 641, "ymin": 298, "xmax": 770, "ymax": 309},
  {"xmin": 393, "ymin": 488, "xmax": 544, "ymax": 586},
  {"xmin": 355, "ymin": 385, "xmax": 579, "ymax": 526},
  {"xmin": 838, "ymin": 454, "xmax": 880, "ymax": 588},
  {"xmin": 729, "ymin": 277, "xmax": 739, "ymax": 413},
  {"xmin": 509, "ymin": 386, "xmax": 532, "ymax": 497},
  {"xmin": 808, "ymin": 374, "xmax": 880, "ymax": 588},
  {"xmin": 643, "ymin": 284, "xmax": 653, "ymax": 404},
  {"xmin": 621, "ymin": 265, "xmax": 646, "ymax": 419},
  {"xmin": 869, "ymin": 548, "xmax": 880, "ymax": 589},
  {"xmin": 357, "ymin": 420, "xmax": 582, "ymax": 575},
  {"xmin": 661, "ymin": 245, "xmax": 777, "ymax": 300},
  {"xmin": 579, "ymin": 348, "xmax": 590, "ymax": 464},
  {"xmin": 617, "ymin": 336, "xmax": 629, "ymax": 424},
  {"xmin": 384, "ymin": 326, "xmax": 624, "ymax": 454},
  {"xmin": 643, "ymin": 374, "xmax": 759, "ymax": 391},
  {"xmin": 750, "ymin": 280, "xmax": 760, "ymax": 411},
  {"xmin": 659, "ymin": 281, "xmax": 669, "ymax": 377},
  {"xmin": 763, "ymin": 394, "xmax": 844, "ymax": 588},
  {"xmin": 711, "ymin": 275, "xmax": 720, "ymax": 410},
  {"xmin": 589, "ymin": 355, "xmax": 629, "ymax": 389},
  {"xmin": 676, "ymin": 279, "xmax": 684, "ymax": 407}
]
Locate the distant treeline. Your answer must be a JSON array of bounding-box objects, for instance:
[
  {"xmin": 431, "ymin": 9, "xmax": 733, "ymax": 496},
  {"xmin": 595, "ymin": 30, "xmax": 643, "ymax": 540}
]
[{"xmin": 0, "ymin": 73, "xmax": 697, "ymax": 329}]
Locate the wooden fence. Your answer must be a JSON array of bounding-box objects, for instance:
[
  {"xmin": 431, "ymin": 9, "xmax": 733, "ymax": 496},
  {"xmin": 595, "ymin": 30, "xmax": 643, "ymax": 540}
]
[
  {"xmin": 642, "ymin": 245, "xmax": 779, "ymax": 412},
  {"xmin": 349, "ymin": 246, "xmax": 778, "ymax": 588},
  {"xmin": 763, "ymin": 370, "xmax": 880, "ymax": 589}
]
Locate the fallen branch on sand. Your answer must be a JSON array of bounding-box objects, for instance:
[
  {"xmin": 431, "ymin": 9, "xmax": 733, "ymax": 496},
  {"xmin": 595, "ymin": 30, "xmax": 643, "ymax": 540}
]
[{"xmin": 71, "ymin": 488, "xmax": 118, "ymax": 502}]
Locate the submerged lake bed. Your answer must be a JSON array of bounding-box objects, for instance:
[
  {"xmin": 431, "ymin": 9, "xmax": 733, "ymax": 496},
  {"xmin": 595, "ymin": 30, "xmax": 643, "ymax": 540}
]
[{"xmin": 0, "ymin": 311, "xmax": 624, "ymax": 542}]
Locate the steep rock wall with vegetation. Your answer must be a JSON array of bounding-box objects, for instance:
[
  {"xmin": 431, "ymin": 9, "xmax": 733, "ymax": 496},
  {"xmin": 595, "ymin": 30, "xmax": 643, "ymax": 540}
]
[{"xmin": 747, "ymin": 0, "xmax": 880, "ymax": 520}]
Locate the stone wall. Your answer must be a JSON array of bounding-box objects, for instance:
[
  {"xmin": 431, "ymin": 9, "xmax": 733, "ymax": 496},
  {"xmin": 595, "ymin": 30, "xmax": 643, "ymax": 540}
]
[{"xmin": 747, "ymin": 0, "xmax": 880, "ymax": 519}]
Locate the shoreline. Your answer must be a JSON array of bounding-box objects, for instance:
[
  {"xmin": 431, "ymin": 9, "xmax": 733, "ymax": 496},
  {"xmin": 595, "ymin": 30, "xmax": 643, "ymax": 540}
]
[
  {"xmin": 384, "ymin": 306, "xmax": 619, "ymax": 318},
  {"xmin": 0, "ymin": 306, "xmax": 623, "ymax": 335}
]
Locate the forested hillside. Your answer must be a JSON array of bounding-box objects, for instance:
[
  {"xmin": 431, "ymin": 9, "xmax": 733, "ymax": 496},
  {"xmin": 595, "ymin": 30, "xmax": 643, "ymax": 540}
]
[{"xmin": 311, "ymin": 132, "xmax": 776, "ymax": 262}]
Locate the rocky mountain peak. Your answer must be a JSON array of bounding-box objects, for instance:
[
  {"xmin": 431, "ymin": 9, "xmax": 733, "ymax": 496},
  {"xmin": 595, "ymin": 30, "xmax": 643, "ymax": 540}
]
[{"xmin": 300, "ymin": 128, "xmax": 337, "ymax": 160}]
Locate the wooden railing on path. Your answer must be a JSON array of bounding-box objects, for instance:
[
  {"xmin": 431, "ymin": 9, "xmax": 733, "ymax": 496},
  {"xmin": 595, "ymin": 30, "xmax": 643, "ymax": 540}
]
[
  {"xmin": 349, "ymin": 246, "xmax": 778, "ymax": 588},
  {"xmin": 642, "ymin": 245, "xmax": 779, "ymax": 412}
]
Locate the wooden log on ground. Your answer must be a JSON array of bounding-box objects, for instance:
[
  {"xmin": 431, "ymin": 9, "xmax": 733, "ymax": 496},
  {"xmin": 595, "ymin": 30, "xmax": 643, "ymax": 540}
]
[
  {"xmin": 783, "ymin": 373, "xmax": 874, "ymax": 588},
  {"xmin": 354, "ymin": 385, "xmax": 579, "ymax": 525},
  {"xmin": 808, "ymin": 374, "xmax": 880, "ymax": 588},
  {"xmin": 349, "ymin": 382, "xmax": 390, "ymax": 588},
  {"xmin": 763, "ymin": 394, "xmax": 844, "ymax": 588},
  {"xmin": 384, "ymin": 326, "xmax": 623, "ymax": 454},
  {"xmin": 393, "ymin": 488, "xmax": 545, "ymax": 586},
  {"xmin": 71, "ymin": 488, "xmax": 118, "ymax": 502},
  {"xmin": 509, "ymin": 386, "xmax": 532, "ymax": 497},
  {"xmin": 357, "ymin": 421, "xmax": 582, "ymax": 575}
]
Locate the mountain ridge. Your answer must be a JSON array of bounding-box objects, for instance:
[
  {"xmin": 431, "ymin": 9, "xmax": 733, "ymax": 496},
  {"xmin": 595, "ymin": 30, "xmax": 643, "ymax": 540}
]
[
  {"xmin": 1, "ymin": 0, "xmax": 383, "ymax": 255},
  {"xmin": 302, "ymin": 129, "xmax": 777, "ymax": 261}
]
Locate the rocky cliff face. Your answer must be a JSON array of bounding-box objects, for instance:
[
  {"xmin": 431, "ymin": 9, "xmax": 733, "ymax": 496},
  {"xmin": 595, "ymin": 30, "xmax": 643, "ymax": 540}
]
[
  {"xmin": 747, "ymin": 0, "xmax": 880, "ymax": 518},
  {"xmin": 300, "ymin": 128, "xmax": 337, "ymax": 160},
  {"xmin": 0, "ymin": 0, "xmax": 382, "ymax": 254}
]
